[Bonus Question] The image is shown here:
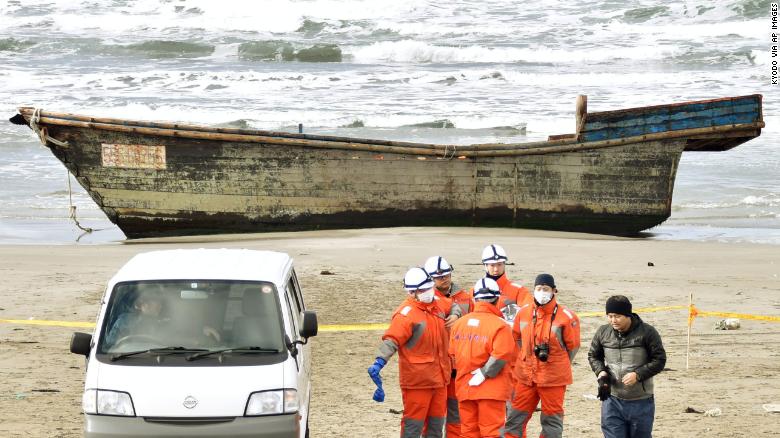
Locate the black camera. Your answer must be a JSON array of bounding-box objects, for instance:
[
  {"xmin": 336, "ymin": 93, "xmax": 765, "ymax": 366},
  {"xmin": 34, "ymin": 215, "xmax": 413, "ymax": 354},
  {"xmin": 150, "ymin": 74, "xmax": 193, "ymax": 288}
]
[{"xmin": 534, "ymin": 343, "xmax": 550, "ymax": 362}]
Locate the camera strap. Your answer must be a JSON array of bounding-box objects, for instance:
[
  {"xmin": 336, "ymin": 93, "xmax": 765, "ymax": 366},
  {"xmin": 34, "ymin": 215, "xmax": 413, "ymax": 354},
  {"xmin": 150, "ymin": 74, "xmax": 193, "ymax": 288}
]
[{"xmin": 532, "ymin": 304, "xmax": 558, "ymax": 347}]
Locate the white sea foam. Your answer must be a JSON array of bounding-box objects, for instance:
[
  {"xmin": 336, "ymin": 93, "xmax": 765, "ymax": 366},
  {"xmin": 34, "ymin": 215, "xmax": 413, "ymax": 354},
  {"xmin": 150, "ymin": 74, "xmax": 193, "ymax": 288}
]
[
  {"xmin": 3, "ymin": 0, "xmax": 418, "ymax": 38},
  {"xmin": 675, "ymin": 195, "xmax": 780, "ymax": 210},
  {"xmin": 347, "ymin": 40, "xmax": 686, "ymax": 64}
]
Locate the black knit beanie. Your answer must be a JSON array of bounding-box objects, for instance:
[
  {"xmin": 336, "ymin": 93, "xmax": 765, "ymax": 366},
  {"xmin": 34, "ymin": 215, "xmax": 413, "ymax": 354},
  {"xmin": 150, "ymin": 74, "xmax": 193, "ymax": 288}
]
[
  {"xmin": 605, "ymin": 295, "xmax": 632, "ymax": 316},
  {"xmin": 534, "ymin": 273, "xmax": 556, "ymax": 288}
]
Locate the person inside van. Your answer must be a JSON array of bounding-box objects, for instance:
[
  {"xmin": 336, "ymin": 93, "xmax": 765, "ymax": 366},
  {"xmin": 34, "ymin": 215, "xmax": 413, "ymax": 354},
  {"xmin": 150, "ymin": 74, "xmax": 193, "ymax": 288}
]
[
  {"xmin": 104, "ymin": 285, "xmax": 169, "ymax": 347},
  {"xmin": 105, "ymin": 284, "xmax": 220, "ymax": 348}
]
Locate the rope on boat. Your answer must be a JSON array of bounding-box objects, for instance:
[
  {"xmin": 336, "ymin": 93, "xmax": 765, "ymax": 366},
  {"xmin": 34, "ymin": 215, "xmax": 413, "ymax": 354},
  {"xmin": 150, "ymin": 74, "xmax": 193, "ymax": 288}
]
[
  {"xmin": 30, "ymin": 108, "xmax": 69, "ymax": 147},
  {"xmin": 67, "ymin": 171, "xmax": 93, "ymax": 234},
  {"xmin": 442, "ymin": 144, "xmax": 457, "ymax": 160}
]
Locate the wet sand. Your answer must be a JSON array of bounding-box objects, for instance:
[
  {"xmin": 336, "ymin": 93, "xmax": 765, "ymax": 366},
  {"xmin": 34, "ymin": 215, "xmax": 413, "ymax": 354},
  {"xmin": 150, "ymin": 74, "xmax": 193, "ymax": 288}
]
[{"xmin": 1, "ymin": 227, "xmax": 779, "ymax": 437}]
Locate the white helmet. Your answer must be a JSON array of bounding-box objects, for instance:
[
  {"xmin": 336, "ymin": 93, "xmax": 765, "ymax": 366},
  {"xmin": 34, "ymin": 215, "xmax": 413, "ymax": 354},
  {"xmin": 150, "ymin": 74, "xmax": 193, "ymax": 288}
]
[
  {"xmin": 473, "ymin": 278, "xmax": 501, "ymax": 301},
  {"xmin": 403, "ymin": 267, "xmax": 434, "ymax": 291},
  {"xmin": 423, "ymin": 256, "xmax": 454, "ymax": 278},
  {"xmin": 481, "ymin": 244, "xmax": 508, "ymax": 264}
]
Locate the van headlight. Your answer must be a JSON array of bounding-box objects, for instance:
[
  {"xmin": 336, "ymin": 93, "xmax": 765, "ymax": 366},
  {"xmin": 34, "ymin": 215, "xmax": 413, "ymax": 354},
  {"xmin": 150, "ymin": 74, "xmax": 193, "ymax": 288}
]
[
  {"xmin": 82, "ymin": 389, "xmax": 135, "ymax": 416},
  {"xmin": 245, "ymin": 389, "xmax": 298, "ymax": 416}
]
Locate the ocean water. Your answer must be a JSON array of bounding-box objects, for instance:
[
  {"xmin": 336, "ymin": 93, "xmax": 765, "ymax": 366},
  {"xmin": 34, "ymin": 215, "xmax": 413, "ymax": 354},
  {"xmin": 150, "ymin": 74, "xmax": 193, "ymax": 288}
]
[{"xmin": 0, "ymin": 0, "xmax": 776, "ymax": 244}]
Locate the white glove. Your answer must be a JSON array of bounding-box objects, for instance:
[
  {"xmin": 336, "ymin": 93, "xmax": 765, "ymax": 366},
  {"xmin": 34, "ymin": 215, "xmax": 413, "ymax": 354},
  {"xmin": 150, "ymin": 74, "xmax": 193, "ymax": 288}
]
[
  {"xmin": 468, "ymin": 368, "xmax": 486, "ymax": 386},
  {"xmin": 501, "ymin": 304, "xmax": 519, "ymax": 324}
]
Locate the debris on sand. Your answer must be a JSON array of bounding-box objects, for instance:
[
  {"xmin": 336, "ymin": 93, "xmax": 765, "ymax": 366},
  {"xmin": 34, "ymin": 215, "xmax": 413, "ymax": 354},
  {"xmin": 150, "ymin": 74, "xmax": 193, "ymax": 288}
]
[
  {"xmin": 685, "ymin": 407, "xmax": 704, "ymax": 414},
  {"xmin": 714, "ymin": 318, "xmax": 740, "ymax": 330},
  {"xmin": 703, "ymin": 407, "xmax": 722, "ymax": 417},
  {"xmin": 320, "ymin": 270, "xmax": 336, "ymax": 275},
  {"xmin": 763, "ymin": 404, "xmax": 780, "ymax": 413}
]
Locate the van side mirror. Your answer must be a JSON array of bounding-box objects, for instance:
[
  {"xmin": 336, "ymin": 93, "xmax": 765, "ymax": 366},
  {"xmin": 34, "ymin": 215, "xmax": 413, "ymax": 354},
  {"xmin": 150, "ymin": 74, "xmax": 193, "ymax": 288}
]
[
  {"xmin": 70, "ymin": 332, "xmax": 92, "ymax": 356},
  {"xmin": 286, "ymin": 311, "xmax": 318, "ymax": 358},
  {"xmin": 299, "ymin": 310, "xmax": 318, "ymax": 339}
]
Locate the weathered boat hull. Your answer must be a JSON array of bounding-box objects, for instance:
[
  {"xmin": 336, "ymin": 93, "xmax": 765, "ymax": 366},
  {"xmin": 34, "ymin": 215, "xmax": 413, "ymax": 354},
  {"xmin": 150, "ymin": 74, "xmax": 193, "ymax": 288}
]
[{"xmin": 12, "ymin": 95, "xmax": 763, "ymax": 238}]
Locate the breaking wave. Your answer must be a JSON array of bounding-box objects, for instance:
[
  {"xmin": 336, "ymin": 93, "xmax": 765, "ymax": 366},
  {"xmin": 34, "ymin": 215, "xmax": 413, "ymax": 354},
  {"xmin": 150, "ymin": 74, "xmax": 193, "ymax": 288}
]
[
  {"xmin": 348, "ymin": 40, "xmax": 686, "ymax": 64},
  {"xmin": 729, "ymin": 0, "xmax": 769, "ymax": 19},
  {"xmin": 676, "ymin": 195, "xmax": 780, "ymax": 210},
  {"xmin": 238, "ymin": 41, "xmax": 342, "ymax": 62},
  {"xmin": 620, "ymin": 6, "xmax": 670, "ymax": 23},
  {"xmin": 0, "ymin": 38, "xmax": 36, "ymax": 52},
  {"xmin": 113, "ymin": 40, "xmax": 216, "ymax": 59}
]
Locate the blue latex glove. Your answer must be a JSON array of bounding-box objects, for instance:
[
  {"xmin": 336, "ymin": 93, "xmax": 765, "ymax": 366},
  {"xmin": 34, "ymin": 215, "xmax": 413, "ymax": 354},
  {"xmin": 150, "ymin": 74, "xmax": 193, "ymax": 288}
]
[
  {"xmin": 368, "ymin": 357, "xmax": 387, "ymax": 402},
  {"xmin": 372, "ymin": 385, "xmax": 385, "ymax": 402},
  {"xmin": 367, "ymin": 357, "xmax": 386, "ymax": 380}
]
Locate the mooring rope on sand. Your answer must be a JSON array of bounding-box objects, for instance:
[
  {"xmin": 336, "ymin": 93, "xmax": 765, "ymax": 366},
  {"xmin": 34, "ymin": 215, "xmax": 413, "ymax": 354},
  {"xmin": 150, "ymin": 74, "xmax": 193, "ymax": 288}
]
[{"xmin": 67, "ymin": 171, "xmax": 93, "ymax": 234}]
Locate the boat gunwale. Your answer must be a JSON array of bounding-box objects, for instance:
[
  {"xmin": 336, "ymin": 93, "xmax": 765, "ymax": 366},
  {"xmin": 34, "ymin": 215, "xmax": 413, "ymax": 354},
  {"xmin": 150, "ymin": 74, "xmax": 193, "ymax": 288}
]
[
  {"xmin": 18, "ymin": 107, "xmax": 764, "ymax": 158},
  {"xmin": 19, "ymin": 107, "xmax": 551, "ymax": 151}
]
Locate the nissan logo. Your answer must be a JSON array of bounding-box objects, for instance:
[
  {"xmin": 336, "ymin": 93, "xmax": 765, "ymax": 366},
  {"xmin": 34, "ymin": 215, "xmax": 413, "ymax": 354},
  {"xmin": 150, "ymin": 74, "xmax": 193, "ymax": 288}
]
[{"xmin": 183, "ymin": 395, "xmax": 198, "ymax": 409}]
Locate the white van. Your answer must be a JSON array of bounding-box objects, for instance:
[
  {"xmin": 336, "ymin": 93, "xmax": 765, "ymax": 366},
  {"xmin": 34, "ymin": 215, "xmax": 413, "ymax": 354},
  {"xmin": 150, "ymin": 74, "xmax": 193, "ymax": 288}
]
[{"xmin": 70, "ymin": 249, "xmax": 318, "ymax": 437}]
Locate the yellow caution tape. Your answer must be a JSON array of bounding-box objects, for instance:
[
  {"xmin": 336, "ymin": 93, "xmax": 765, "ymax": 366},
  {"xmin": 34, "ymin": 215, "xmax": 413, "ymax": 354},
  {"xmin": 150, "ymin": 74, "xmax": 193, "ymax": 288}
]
[
  {"xmin": 0, "ymin": 318, "xmax": 392, "ymax": 332},
  {"xmin": 580, "ymin": 305, "xmax": 688, "ymax": 318},
  {"xmin": 319, "ymin": 323, "xmax": 389, "ymax": 332},
  {"xmin": 0, "ymin": 319, "xmax": 95, "ymax": 328},
  {"xmin": 690, "ymin": 309, "xmax": 780, "ymax": 323},
  {"xmin": 1, "ymin": 304, "xmax": 777, "ymax": 333}
]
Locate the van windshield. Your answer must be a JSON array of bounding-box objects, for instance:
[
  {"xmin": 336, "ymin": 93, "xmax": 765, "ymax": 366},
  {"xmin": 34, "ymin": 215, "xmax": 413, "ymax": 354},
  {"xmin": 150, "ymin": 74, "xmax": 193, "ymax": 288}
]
[{"xmin": 97, "ymin": 280, "xmax": 285, "ymax": 360}]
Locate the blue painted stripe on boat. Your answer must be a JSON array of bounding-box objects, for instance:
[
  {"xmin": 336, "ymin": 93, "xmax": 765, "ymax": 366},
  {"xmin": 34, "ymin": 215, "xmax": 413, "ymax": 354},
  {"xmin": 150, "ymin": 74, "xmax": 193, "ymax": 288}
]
[
  {"xmin": 585, "ymin": 102, "xmax": 759, "ymax": 128},
  {"xmin": 585, "ymin": 96, "xmax": 760, "ymax": 124},
  {"xmin": 582, "ymin": 112, "xmax": 759, "ymax": 142},
  {"xmin": 585, "ymin": 103, "xmax": 760, "ymax": 130},
  {"xmin": 581, "ymin": 95, "xmax": 761, "ymax": 143}
]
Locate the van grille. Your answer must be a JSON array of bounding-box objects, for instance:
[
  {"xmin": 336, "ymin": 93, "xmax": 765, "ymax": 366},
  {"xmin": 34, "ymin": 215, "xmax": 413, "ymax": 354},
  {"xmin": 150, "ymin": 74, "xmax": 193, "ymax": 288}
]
[{"xmin": 143, "ymin": 417, "xmax": 236, "ymax": 425}]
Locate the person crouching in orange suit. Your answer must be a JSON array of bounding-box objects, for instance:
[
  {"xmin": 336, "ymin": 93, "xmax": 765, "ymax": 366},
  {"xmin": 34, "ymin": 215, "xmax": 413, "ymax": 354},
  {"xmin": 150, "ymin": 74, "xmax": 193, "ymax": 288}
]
[
  {"xmin": 505, "ymin": 274, "xmax": 580, "ymax": 438},
  {"xmin": 449, "ymin": 278, "xmax": 515, "ymax": 438},
  {"xmin": 368, "ymin": 267, "xmax": 452, "ymax": 438}
]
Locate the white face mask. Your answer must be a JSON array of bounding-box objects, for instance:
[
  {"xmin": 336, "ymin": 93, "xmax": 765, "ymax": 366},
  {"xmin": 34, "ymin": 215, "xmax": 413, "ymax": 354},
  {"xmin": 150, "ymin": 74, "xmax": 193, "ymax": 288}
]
[
  {"xmin": 416, "ymin": 289, "xmax": 435, "ymax": 304},
  {"xmin": 534, "ymin": 290, "xmax": 553, "ymax": 305}
]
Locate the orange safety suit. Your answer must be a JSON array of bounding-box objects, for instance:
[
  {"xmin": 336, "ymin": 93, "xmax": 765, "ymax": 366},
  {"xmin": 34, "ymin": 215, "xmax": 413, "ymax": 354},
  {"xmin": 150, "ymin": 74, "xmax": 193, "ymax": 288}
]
[
  {"xmin": 434, "ymin": 284, "xmax": 474, "ymax": 438},
  {"xmin": 505, "ymin": 297, "xmax": 580, "ymax": 438},
  {"xmin": 449, "ymin": 301, "xmax": 515, "ymax": 438},
  {"xmin": 494, "ymin": 273, "xmax": 531, "ymax": 309},
  {"xmin": 490, "ymin": 273, "xmax": 531, "ymax": 394},
  {"xmin": 380, "ymin": 296, "xmax": 452, "ymax": 438},
  {"xmin": 436, "ymin": 283, "xmax": 475, "ymax": 316}
]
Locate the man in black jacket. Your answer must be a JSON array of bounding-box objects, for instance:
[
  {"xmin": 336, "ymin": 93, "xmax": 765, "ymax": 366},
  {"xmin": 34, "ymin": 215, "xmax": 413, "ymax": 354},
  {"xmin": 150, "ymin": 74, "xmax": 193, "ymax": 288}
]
[{"xmin": 588, "ymin": 295, "xmax": 666, "ymax": 438}]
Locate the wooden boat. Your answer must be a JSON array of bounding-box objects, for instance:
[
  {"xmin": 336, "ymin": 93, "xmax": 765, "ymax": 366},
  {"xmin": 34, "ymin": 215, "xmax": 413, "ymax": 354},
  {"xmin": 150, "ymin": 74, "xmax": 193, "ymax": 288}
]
[{"xmin": 10, "ymin": 94, "xmax": 763, "ymax": 238}]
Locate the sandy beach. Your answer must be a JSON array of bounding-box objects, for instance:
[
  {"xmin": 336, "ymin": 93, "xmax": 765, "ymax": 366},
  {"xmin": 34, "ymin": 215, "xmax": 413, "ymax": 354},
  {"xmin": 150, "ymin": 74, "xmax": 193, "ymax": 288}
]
[{"xmin": 1, "ymin": 227, "xmax": 779, "ymax": 437}]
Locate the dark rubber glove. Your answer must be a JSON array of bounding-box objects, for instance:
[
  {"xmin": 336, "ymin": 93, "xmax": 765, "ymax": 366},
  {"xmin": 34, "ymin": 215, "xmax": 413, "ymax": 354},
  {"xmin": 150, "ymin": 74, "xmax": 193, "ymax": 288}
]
[
  {"xmin": 597, "ymin": 375, "xmax": 611, "ymax": 401},
  {"xmin": 368, "ymin": 357, "xmax": 387, "ymax": 402}
]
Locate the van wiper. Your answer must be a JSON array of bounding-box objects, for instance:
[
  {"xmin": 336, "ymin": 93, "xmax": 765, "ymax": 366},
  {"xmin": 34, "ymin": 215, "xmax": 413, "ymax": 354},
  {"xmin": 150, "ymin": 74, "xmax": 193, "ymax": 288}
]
[
  {"xmin": 110, "ymin": 346, "xmax": 207, "ymax": 361},
  {"xmin": 185, "ymin": 346, "xmax": 281, "ymax": 361}
]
